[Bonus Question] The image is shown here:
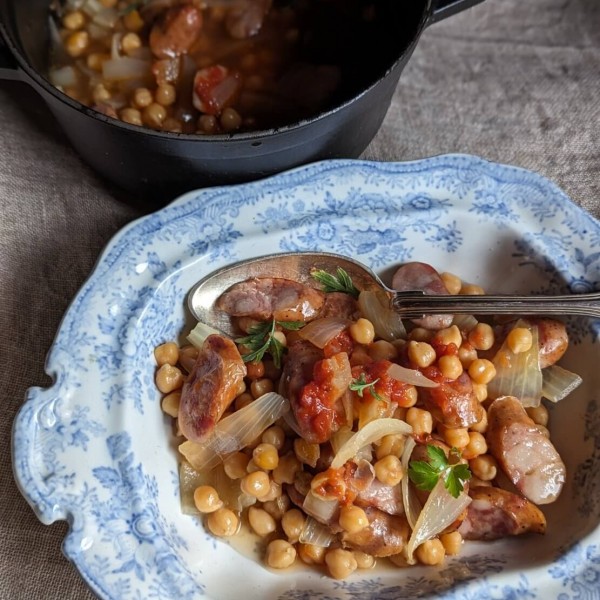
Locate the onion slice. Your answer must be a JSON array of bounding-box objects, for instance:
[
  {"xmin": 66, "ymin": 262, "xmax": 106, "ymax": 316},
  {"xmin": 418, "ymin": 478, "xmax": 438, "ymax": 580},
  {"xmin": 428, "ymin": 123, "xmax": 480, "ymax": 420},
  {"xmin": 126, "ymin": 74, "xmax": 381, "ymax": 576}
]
[
  {"xmin": 542, "ymin": 364, "xmax": 582, "ymax": 403},
  {"xmin": 179, "ymin": 392, "xmax": 289, "ymax": 471},
  {"xmin": 387, "ymin": 363, "xmax": 439, "ymax": 388},
  {"xmin": 405, "ymin": 478, "xmax": 471, "ymax": 564},
  {"xmin": 358, "ymin": 290, "xmax": 406, "ymax": 341},
  {"xmin": 298, "ymin": 317, "xmax": 350, "ymax": 348},
  {"xmin": 400, "ymin": 436, "xmax": 421, "ymax": 530},
  {"xmin": 187, "ymin": 321, "xmax": 223, "ymax": 349},
  {"xmin": 299, "ymin": 516, "xmax": 336, "ymax": 547},
  {"xmin": 331, "ymin": 418, "xmax": 412, "ymax": 470},
  {"xmin": 302, "ymin": 491, "xmax": 339, "ymax": 524}
]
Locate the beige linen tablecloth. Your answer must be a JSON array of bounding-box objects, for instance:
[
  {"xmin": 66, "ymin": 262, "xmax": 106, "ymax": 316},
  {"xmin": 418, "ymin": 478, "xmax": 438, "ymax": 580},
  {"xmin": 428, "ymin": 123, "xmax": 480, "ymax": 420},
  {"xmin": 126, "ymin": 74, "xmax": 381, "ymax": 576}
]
[{"xmin": 1, "ymin": 0, "xmax": 598, "ymax": 598}]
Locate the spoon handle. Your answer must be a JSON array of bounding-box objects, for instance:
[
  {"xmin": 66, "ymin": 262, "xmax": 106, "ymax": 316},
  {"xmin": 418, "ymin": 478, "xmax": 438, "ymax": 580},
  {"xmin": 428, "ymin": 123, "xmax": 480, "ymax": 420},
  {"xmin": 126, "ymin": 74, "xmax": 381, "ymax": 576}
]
[{"xmin": 391, "ymin": 291, "xmax": 600, "ymax": 319}]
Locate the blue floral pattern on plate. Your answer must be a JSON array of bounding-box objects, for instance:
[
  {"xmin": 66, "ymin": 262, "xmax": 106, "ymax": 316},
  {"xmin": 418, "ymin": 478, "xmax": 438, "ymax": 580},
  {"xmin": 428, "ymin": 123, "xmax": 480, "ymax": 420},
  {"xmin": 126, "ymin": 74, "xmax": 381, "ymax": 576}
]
[{"xmin": 12, "ymin": 155, "xmax": 600, "ymax": 600}]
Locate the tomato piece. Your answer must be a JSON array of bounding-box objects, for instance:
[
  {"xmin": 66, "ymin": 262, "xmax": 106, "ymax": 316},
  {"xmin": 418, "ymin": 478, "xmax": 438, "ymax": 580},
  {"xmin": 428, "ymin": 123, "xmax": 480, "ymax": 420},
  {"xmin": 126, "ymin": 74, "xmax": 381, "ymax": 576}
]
[{"xmin": 192, "ymin": 65, "xmax": 241, "ymax": 115}]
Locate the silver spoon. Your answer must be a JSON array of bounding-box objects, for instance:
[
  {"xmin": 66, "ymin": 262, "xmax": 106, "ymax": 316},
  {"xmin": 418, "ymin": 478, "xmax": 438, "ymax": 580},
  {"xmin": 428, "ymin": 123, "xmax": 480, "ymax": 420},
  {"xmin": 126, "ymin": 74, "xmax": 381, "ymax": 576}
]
[{"xmin": 187, "ymin": 251, "xmax": 600, "ymax": 335}]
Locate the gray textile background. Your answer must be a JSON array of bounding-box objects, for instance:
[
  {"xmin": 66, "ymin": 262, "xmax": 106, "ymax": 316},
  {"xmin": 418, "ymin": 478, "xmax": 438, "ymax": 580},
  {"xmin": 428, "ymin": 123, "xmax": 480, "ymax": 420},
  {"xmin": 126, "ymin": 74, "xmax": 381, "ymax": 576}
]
[{"xmin": 0, "ymin": 0, "xmax": 598, "ymax": 598}]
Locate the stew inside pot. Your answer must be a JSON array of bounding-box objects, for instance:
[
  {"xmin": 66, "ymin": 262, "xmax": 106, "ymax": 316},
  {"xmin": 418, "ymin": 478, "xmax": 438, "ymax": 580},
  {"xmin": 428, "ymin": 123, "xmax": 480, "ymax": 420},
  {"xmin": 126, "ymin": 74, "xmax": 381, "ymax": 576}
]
[{"xmin": 47, "ymin": 0, "xmax": 392, "ymax": 134}]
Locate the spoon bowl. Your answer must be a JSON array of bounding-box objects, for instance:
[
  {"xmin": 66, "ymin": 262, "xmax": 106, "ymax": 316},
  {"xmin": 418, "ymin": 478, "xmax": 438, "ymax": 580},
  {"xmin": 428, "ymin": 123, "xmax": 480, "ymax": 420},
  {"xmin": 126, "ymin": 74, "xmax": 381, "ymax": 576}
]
[{"xmin": 187, "ymin": 251, "xmax": 600, "ymax": 335}]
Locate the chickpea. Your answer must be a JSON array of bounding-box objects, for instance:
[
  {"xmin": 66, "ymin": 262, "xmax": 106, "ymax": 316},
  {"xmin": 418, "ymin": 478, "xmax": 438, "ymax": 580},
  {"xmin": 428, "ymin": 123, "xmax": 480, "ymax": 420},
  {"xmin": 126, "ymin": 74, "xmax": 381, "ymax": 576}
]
[
  {"xmin": 142, "ymin": 103, "xmax": 167, "ymax": 129},
  {"xmin": 133, "ymin": 87, "xmax": 153, "ymax": 109},
  {"xmin": 353, "ymin": 551, "xmax": 375, "ymax": 569},
  {"xmin": 65, "ymin": 31, "xmax": 89, "ymax": 57},
  {"xmin": 526, "ymin": 404, "xmax": 549, "ymax": 427},
  {"xmin": 121, "ymin": 32, "xmax": 142, "ymax": 55},
  {"xmin": 123, "ymin": 9, "xmax": 144, "ymax": 32},
  {"xmin": 86, "ymin": 52, "xmax": 109, "ymax": 71},
  {"xmin": 457, "ymin": 342, "xmax": 478, "ymax": 367},
  {"xmin": 253, "ymin": 443, "xmax": 279, "ymax": 471},
  {"xmin": 468, "ymin": 358, "xmax": 496, "ymax": 385},
  {"xmin": 368, "ymin": 340, "xmax": 398, "ymax": 361},
  {"xmin": 470, "ymin": 409, "xmax": 488, "ymax": 433},
  {"xmin": 460, "ymin": 283, "xmax": 485, "ymax": 296},
  {"xmin": 272, "ymin": 452, "xmax": 301, "ymax": 485},
  {"xmin": 349, "ymin": 318, "xmax": 376, "ymax": 345},
  {"xmin": 259, "ymin": 479, "xmax": 282, "ymax": 502},
  {"xmin": 198, "ymin": 114, "xmax": 219, "ymax": 134},
  {"xmin": 154, "ymin": 341, "xmax": 179, "ymax": 366},
  {"xmin": 415, "ymin": 539, "xmax": 446, "ymax": 565},
  {"xmin": 325, "ymin": 548, "xmax": 358, "ymax": 580},
  {"xmin": 440, "ymin": 272, "xmax": 462, "ymax": 294},
  {"xmin": 339, "ymin": 505, "xmax": 369, "ymax": 534},
  {"xmin": 220, "ymin": 107, "xmax": 242, "ymax": 132},
  {"xmin": 241, "ymin": 471, "xmax": 271, "ymax": 499},
  {"xmin": 440, "ymin": 531, "xmax": 463, "ymax": 556},
  {"xmin": 407, "ymin": 341, "xmax": 436, "ymax": 368},
  {"xmin": 99, "ymin": 0, "xmax": 117, "ymax": 6},
  {"xmin": 262, "ymin": 425, "xmax": 286, "ymax": 450},
  {"xmin": 63, "ymin": 10, "xmax": 85, "ymax": 31},
  {"xmin": 408, "ymin": 327, "xmax": 433, "ymax": 342},
  {"xmin": 155, "ymin": 364, "xmax": 183, "ymax": 393},
  {"xmin": 469, "ymin": 454, "xmax": 498, "ymax": 481},
  {"xmin": 223, "ymin": 451, "xmax": 250, "ymax": 479},
  {"xmin": 473, "ymin": 382, "xmax": 488, "ymax": 403},
  {"xmin": 265, "ymin": 539, "xmax": 296, "ymax": 569},
  {"xmin": 406, "ymin": 407, "xmax": 433, "ymax": 436},
  {"xmin": 92, "ymin": 83, "xmax": 111, "ymax": 104},
  {"xmin": 246, "ymin": 360, "xmax": 265, "ymax": 379},
  {"xmin": 250, "ymin": 378, "xmax": 274, "ymax": 399},
  {"xmin": 119, "ymin": 107, "xmax": 142, "ymax": 127},
  {"xmin": 156, "ymin": 83, "xmax": 177, "ymax": 107},
  {"xmin": 375, "ymin": 434, "xmax": 405, "ymax": 460},
  {"xmin": 438, "ymin": 354, "xmax": 463, "ymax": 380},
  {"xmin": 398, "ymin": 385, "xmax": 418, "ymax": 408},
  {"xmin": 281, "ymin": 508, "xmax": 305, "ymax": 543},
  {"xmin": 294, "ymin": 438, "xmax": 320, "ymax": 467},
  {"xmin": 433, "ymin": 325, "xmax": 462, "ymax": 349},
  {"xmin": 374, "ymin": 454, "xmax": 403, "ymax": 486},
  {"xmin": 235, "ymin": 392, "xmax": 254, "ymax": 411},
  {"xmin": 193, "ymin": 485, "xmax": 223, "ymax": 514},
  {"xmin": 248, "ymin": 506, "xmax": 276, "ymax": 537},
  {"xmin": 163, "ymin": 117, "xmax": 183, "ymax": 133},
  {"xmin": 262, "ymin": 494, "xmax": 290, "ymax": 520},
  {"xmin": 272, "ymin": 331, "xmax": 287, "ymax": 347},
  {"xmin": 442, "ymin": 426, "xmax": 469, "ymax": 449},
  {"xmin": 161, "ymin": 391, "xmax": 180, "ymax": 418},
  {"xmin": 298, "ymin": 543, "xmax": 326, "ymax": 565},
  {"xmin": 507, "ymin": 327, "xmax": 533, "ymax": 354},
  {"xmin": 462, "ymin": 431, "xmax": 488, "ymax": 460},
  {"xmin": 207, "ymin": 507, "xmax": 239, "ymax": 536},
  {"xmin": 468, "ymin": 322, "xmax": 495, "ymax": 351}
]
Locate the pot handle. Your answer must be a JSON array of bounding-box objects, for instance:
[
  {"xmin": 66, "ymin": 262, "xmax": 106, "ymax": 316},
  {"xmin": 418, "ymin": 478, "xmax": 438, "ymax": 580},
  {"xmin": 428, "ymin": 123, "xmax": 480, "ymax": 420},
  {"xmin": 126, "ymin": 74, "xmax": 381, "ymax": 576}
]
[
  {"xmin": 429, "ymin": 0, "xmax": 485, "ymax": 24},
  {"xmin": 0, "ymin": 28, "xmax": 22, "ymax": 81}
]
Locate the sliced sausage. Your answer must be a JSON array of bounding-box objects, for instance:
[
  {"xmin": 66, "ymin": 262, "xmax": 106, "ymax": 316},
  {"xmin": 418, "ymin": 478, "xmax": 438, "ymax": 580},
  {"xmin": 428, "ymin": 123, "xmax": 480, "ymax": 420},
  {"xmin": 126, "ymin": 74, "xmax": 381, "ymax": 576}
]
[
  {"xmin": 420, "ymin": 370, "xmax": 485, "ymax": 429},
  {"xmin": 487, "ymin": 396, "xmax": 566, "ymax": 505},
  {"xmin": 293, "ymin": 352, "xmax": 352, "ymax": 444},
  {"xmin": 318, "ymin": 292, "xmax": 360, "ymax": 320},
  {"xmin": 458, "ymin": 486, "xmax": 546, "ymax": 540},
  {"xmin": 225, "ymin": 0, "xmax": 272, "ymax": 39},
  {"xmin": 525, "ymin": 318, "xmax": 568, "ymax": 368},
  {"xmin": 149, "ymin": 5, "xmax": 203, "ymax": 59},
  {"xmin": 279, "ymin": 340, "xmax": 324, "ymax": 403},
  {"xmin": 152, "ymin": 57, "xmax": 181, "ymax": 85},
  {"xmin": 341, "ymin": 506, "xmax": 410, "ymax": 557},
  {"xmin": 179, "ymin": 334, "xmax": 246, "ymax": 442},
  {"xmin": 217, "ymin": 277, "xmax": 325, "ymax": 322},
  {"xmin": 391, "ymin": 262, "xmax": 453, "ymax": 330},
  {"xmin": 355, "ymin": 478, "xmax": 405, "ymax": 516}
]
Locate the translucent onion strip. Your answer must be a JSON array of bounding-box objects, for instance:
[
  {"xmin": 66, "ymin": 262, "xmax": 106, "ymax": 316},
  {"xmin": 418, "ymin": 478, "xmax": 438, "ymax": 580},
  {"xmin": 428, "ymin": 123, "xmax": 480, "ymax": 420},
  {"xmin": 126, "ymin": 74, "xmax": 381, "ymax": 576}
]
[
  {"xmin": 387, "ymin": 363, "xmax": 439, "ymax": 388},
  {"xmin": 302, "ymin": 491, "xmax": 339, "ymax": 524},
  {"xmin": 331, "ymin": 418, "xmax": 412, "ymax": 469},
  {"xmin": 179, "ymin": 392, "xmax": 290, "ymax": 471},
  {"xmin": 400, "ymin": 436, "xmax": 421, "ymax": 530},
  {"xmin": 298, "ymin": 317, "xmax": 350, "ymax": 348},
  {"xmin": 187, "ymin": 321, "xmax": 223, "ymax": 349},
  {"xmin": 487, "ymin": 321, "xmax": 543, "ymax": 407},
  {"xmin": 299, "ymin": 516, "xmax": 336, "ymax": 547},
  {"xmin": 405, "ymin": 478, "xmax": 471, "ymax": 564},
  {"xmin": 358, "ymin": 290, "xmax": 406, "ymax": 341},
  {"xmin": 542, "ymin": 364, "xmax": 583, "ymax": 403}
]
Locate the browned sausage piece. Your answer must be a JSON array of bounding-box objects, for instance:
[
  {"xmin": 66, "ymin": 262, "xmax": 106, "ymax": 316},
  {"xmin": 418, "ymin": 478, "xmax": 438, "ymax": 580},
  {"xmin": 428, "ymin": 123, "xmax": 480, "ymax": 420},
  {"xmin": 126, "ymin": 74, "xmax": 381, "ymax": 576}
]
[
  {"xmin": 179, "ymin": 334, "xmax": 246, "ymax": 442},
  {"xmin": 225, "ymin": 0, "xmax": 272, "ymax": 39},
  {"xmin": 341, "ymin": 507, "xmax": 410, "ymax": 557},
  {"xmin": 420, "ymin": 371, "xmax": 485, "ymax": 429},
  {"xmin": 525, "ymin": 318, "xmax": 569, "ymax": 368},
  {"xmin": 279, "ymin": 340, "xmax": 324, "ymax": 402},
  {"xmin": 318, "ymin": 292, "xmax": 359, "ymax": 320},
  {"xmin": 150, "ymin": 5, "xmax": 203, "ymax": 60},
  {"xmin": 487, "ymin": 396, "xmax": 566, "ymax": 505},
  {"xmin": 458, "ymin": 486, "xmax": 546, "ymax": 540},
  {"xmin": 217, "ymin": 277, "xmax": 325, "ymax": 322},
  {"xmin": 391, "ymin": 262, "xmax": 453, "ymax": 330},
  {"xmin": 355, "ymin": 478, "xmax": 405, "ymax": 516}
]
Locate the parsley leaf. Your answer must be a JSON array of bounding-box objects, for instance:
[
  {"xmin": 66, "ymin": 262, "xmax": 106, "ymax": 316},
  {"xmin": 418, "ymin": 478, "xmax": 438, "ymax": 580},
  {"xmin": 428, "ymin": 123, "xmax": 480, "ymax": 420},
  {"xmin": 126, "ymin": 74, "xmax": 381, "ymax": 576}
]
[
  {"xmin": 349, "ymin": 373, "xmax": 383, "ymax": 401},
  {"xmin": 235, "ymin": 320, "xmax": 303, "ymax": 369},
  {"xmin": 311, "ymin": 267, "xmax": 360, "ymax": 298},
  {"xmin": 408, "ymin": 444, "xmax": 471, "ymax": 498}
]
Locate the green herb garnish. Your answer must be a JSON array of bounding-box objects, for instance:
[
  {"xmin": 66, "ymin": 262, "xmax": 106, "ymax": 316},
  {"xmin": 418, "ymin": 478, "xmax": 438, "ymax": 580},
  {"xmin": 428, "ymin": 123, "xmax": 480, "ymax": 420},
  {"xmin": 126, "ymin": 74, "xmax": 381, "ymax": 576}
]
[
  {"xmin": 408, "ymin": 445, "xmax": 471, "ymax": 499},
  {"xmin": 311, "ymin": 267, "xmax": 360, "ymax": 298},
  {"xmin": 349, "ymin": 373, "xmax": 383, "ymax": 401},
  {"xmin": 236, "ymin": 320, "xmax": 303, "ymax": 369}
]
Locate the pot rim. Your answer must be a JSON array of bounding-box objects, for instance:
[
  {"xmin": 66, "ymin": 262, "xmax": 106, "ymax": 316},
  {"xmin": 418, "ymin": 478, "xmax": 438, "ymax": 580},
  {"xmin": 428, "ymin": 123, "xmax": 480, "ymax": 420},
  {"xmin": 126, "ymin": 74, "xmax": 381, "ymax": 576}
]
[{"xmin": 0, "ymin": 1, "xmax": 431, "ymax": 142}]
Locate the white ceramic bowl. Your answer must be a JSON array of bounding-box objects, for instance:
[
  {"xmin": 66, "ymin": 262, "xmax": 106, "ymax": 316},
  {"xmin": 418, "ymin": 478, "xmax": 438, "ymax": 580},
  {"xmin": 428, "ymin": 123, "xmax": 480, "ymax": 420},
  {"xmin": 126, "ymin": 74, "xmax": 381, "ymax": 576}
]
[{"xmin": 13, "ymin": 155, "xmax": 600, "ymax": 599}]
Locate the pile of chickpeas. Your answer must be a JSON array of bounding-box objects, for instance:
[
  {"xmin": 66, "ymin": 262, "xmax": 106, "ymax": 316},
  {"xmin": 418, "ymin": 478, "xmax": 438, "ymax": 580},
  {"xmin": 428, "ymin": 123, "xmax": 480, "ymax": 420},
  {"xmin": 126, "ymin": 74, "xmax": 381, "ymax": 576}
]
[{"xmin": 153, "ymin": 270, "xmax": 551, "ymax": 579}]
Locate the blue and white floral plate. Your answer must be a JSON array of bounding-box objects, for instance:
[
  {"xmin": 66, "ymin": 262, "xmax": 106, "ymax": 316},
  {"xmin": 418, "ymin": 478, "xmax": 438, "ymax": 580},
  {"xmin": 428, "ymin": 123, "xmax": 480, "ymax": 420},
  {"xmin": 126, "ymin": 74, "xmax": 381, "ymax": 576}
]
[{"xmin": 12, "ymin": 155, "xmax": 600, "ymax": 600}]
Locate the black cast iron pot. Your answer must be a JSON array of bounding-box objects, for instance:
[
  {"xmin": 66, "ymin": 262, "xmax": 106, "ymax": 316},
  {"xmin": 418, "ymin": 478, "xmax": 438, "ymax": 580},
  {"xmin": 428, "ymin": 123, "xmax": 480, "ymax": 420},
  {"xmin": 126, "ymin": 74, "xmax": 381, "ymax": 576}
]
[{"xmin": 0, "ymin": 0, "xmax": 483, "ymax": 201}]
